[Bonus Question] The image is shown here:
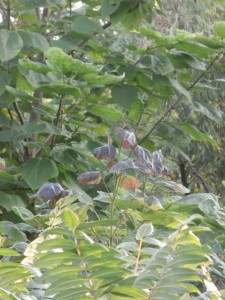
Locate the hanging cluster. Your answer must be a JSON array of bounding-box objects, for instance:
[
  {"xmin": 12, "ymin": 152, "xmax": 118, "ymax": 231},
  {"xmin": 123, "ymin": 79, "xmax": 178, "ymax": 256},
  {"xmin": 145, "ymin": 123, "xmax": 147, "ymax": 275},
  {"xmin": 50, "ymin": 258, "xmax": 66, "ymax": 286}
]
[{"xmin": 76, "ymin": 128, "xmax": 170, "ymax": 190}]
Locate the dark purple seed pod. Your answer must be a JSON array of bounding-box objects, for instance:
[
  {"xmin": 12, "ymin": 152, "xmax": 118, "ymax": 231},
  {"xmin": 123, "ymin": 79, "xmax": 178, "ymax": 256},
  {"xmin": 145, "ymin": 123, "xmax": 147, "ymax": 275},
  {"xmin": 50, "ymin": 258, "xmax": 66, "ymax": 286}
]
[
  {"xmin": 121, "ymin": 130, "xmax": 136, "ymax": 149},
  {"xmin": 77, "ymin": 171, "xmax": 102, "ymax": 184},
  {"xmin": 30, "ymin": 182, "xmax": 64, "ymax": 200},
  {"xmin": 133, "ymin": 145, "xmax": 152, "ymax": 164},
  {"xmin": 152, "ymin": 150, "xmax": 164, "ymax": 176},
  {"xmin": 93, "ymin": 144, "xmax": 116, "ymax": 160}
]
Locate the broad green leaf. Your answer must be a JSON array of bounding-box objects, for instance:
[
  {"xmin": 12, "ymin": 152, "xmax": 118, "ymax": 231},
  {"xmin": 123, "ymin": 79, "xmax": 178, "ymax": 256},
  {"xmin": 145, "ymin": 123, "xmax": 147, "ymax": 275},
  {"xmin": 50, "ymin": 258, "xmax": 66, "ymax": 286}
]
[
  {"xmin": 136, "ymin": 223, "xmax": 154, "ymax": 240},
  {"xmin": 19, "ymin": 30, "xmax": 49, "ymax": 52},
  {"xmin": 21, "ymin": 158, "xmax": 58, "ymax": 190},
  {"xmin": 21, "ymin": 0, "xmax": 67, "ymax": 8},
  {"xmin": 170, "ymin": 51, "xmax": 206, "ymax": 71},
  {"xmin": 0, "ymin": 72, "xmax": 11, "ymax": 96},
  {"xmin": 192, "ymin": 101, "xmax": 223, "ymax": 123},
  {"xmin": 212, "ymin": 21, "xmax": 225, "ymax": 39},
  {"xmin": 87, "ymin": 104, "xmax": 124, "ymax": 121},
  {"xmin": 111, "ymin": 85, "xmax": 138, "ymax": 110},
  {"xmin": 37, "ymin": 238, "xmax": 74, "ymax": 252},
  {"xmin": 83, "ymin": 72, "xmax": 125, "ymax": 85},
  {"xmin": 34, "ymin": 252, "xmax": 76, "ymax": 268},
  {"xmin": 61, "ymin": 209, "xmax": 80, "ymax": 232},
  {"xmin": 79, "ymin": 220, "xmax": 117, "ymax": 229},
  {"xmin": 70, "ymin": 15, "xmax": 103, "ymax": 35},
  {"xmin": 101, "ymin": 0, "xmax": 121, "ymax": 18},
  {"xmin": 13, "ymin": 207, "xmax": 49, "ymax": 229},
  {"xmin": 37, "ymin": 83, "xmax": 82, "ymax": 98},
  {"xmin": 141, "ymin": 55, "xmax": 174, "ymax": 75},
  {"xmin": 0, "ymin": 191, "xmax": 26, "ymax": 212},
  {"xmin": 19, "ymin": 59, "xmax": 50, "ymax": 74},
  {"xmin": 111, "ymin": 286, "xmax": 148, "ymax": 298},
  {"xmin": 6, "ymin": 86, "xmax": 39, "ymax": 101},
  {"xmin": 44, "ymin": 47, "xmax": 102, "ymax": 73},
  {"xmin": 139, "ymin": 27, "xmax": 177, "ymax": 46},
  {"xmin": 0, "ymin": 30, "xmax": 23, "ymax": 62},
  {"xmin": 0, "ymin": 248, "xmax": 20, "ymax": 257},
  {"xmin": 0, "ymin": 221, "xmax": 27, "ymax": 242}
]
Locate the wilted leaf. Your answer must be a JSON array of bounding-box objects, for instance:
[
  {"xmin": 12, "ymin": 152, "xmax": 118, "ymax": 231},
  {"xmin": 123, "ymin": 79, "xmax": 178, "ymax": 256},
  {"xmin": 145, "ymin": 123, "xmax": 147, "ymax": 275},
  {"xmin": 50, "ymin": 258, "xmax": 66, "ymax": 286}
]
[
  {"xmin": 93, "ymin": 144, "xmax": 116, "ymax": 160},
  {"xmin": 118, "ymin": 175, "xmax": 141, "ymax": 190},
  {"xmin": 30, "ymin": 182, "xmax": 63, "ymax": 200},
  {"xmin": 77, "ymin": 171, "xmax": 102, "ymax": 184}
]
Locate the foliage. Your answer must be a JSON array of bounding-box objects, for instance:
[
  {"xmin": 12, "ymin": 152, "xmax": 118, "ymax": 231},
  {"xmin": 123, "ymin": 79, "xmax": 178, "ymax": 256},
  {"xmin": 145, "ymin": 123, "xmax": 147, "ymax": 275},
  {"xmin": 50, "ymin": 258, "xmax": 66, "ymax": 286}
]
[{"xmin": 0, "ymin": 0, "xmax": 225, "ymax": 299}]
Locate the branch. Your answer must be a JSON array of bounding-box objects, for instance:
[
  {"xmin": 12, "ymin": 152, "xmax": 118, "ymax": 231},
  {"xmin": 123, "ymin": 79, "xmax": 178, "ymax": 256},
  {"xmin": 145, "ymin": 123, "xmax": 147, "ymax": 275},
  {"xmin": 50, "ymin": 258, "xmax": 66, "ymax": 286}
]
[
  {"xmin": 137, "ymin": 51, "xmax": 223, "ymax": 146},
  {"xmin": 42, "ymin": 7, "xmax": 49, "ymax": 19}
]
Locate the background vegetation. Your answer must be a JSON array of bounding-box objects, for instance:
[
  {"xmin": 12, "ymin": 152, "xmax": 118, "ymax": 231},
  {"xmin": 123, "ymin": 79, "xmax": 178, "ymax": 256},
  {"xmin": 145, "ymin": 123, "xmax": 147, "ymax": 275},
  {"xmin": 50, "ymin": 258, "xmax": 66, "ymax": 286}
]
[{"xmin": 0, "ymin": 0, "xmax": 225, "ymax": 299}]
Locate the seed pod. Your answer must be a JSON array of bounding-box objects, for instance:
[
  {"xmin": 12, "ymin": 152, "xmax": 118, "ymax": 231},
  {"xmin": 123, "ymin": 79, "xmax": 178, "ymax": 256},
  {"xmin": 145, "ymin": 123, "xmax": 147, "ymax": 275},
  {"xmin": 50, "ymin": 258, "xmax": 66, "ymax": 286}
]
[
  {"xmin": 30, "ymin": 182, "xmax": 64, "ymax": 200},
  {"xmin": 133, "ymin": 159, "xmax": 152, "ymax": 174},
  {"xmin": 0, "ymin": 158, "xmax": 5, "ymax": 171},
  {"xmin": 77, "ymin": 171, "xmax": 102, "ymax": 184},
  {"xmin": 121, "ymin": 129, "xmax": 136, "ymax": 149},
  {"xmin": 93, "ymin": 144, "xmax": 116, "ymax": 160},
  {"xmin": 152, "ymin": 150, "xmax": 164, "ymax": 176},
  {"xmin": 133, "ymin": 145, "xmax": 152, "ymax": 164},
  {"xmin": 109, "ymin": 160, "xmax": 136, "ymax": 173}
]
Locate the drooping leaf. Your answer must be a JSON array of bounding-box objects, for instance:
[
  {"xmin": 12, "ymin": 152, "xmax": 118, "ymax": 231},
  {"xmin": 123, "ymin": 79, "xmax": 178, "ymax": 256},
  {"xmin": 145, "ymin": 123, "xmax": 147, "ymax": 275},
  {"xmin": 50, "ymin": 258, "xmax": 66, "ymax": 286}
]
[
  {"xmin": 19, "ymin": 59, "xmax": 50, "ymax": 74},
  {"xmin": 21, "ymin": 158, "xmax": 59, "ymax": 190},
  {"xmin": 155, "ymin": 180, "xmax": 190, "ymax": 194},
  {"xmin": 37, "ymin": 83, "xmax": 82, "ymax": 98}
]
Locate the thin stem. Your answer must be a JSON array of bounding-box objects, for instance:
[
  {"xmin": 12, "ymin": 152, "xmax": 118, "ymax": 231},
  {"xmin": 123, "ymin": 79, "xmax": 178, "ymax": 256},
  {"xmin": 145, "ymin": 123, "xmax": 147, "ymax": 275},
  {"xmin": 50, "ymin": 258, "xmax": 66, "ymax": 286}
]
[
  {"xmin": 50, "ymin": 96, "xmax": 63, "ymax": 150},
  {"xmin": 74, "ymin": 236, "xmax": 98, "ymax": 300},
  {"xmin": 134, "ymin": 239, "xmax": 143, "ymax": 275},
  {"xmin": 109, "ymin": 174, "xmax": 121, "ymax": 247}
]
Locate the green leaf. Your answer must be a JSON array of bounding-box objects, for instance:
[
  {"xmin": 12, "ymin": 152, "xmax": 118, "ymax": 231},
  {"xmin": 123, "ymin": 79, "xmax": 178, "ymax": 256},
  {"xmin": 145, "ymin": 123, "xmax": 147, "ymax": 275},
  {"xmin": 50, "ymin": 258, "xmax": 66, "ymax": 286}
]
[
  {"xmin": 19, "ymin": 59, "xmax": 50, "ymax": 74},
  {"xmin": 13, "ymin": 207, "xmax": 49, "ymax": 229},
  {"xmin": 19, "ymin": 30, "xmax": 49, "ymax": 52},
  {"xmin": 111, "ymin": 85, "xmax": 138, "ymax": 110},
  {"xmin": 111, "ymin": 286, "xmax": 148, "ymax": 298},
  {"xmin": 0, "ymin": 191, "xmax": 26, "ymax": 212},
  {"xmin": 155, "ymin": 181, "xmax": 190, "ymax": 194},
  {"xmin": 37, "ymin": 83, "xmax": 82, "ymax": 98},
  {"xmin": 0, "ymin": 248, "xmax": 20, "ymax": 257},
  {"xmin": 101, "ymin": 0, "xmax": 121, "ymax": 18},
  {"xmin": 175, "ymin": 123, "xmax": 217, "ymax": 145},
  {"xmin": 61, "ymin": 209, "xmax": 80, "ymax": 232},
  {"xmin": 136, "ymin": 223, "xmax": 154, "ymax": 240},
  {"xmin": 44, "ymin": 47, "xmax": 102, "ymax": 73},
  {"xmin": 83, "ymin": 72, "xmax": 125, "ymax": 85},
  {"xmin": 70, "ymin": 15, "xmax": 103, "ymax": 35},
  {"xmin": 0, "ymin": 221, "xmax": 27, "ymax": 242},
  {"xmin": 212, "ymin": 21, "xmax": 225, "ymax": 39},
  {"xmin": 170, "ymin": 51, "xmax": 206, "ymax": 71},
  {"xmin": 169, "ymin": 79, "xmax": 191, "ymax": 99},
  {"xmin": 6, "ymin": 86, "xmax": 39, "ymax": 101},
  {"xmin": 21, "ymin": 158, "xmax": 58, "ymax": 190},
  {"xmin": 87, "ymin": 104, "xmax": 124, "ymax": 121},
  {"xmin": 0, "ymin": 30, "xmax": 23, "ymax": 62}
]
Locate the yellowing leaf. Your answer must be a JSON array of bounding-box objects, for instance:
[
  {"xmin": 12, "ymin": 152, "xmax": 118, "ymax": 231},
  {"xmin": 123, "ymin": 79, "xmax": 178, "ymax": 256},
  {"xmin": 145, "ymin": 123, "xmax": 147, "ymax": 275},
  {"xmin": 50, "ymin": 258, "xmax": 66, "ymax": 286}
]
[{"xmin": 118, "ymin": 175, "xmax": 141, "ymax": 190}]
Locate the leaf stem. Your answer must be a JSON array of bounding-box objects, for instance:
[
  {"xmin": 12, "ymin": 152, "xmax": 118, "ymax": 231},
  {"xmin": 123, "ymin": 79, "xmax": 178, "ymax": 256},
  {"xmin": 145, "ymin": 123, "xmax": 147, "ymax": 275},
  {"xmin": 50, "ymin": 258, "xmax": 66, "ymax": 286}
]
[{"xmin": 134, "ymin": 238, "xmax": 143, "ymax": 275}]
